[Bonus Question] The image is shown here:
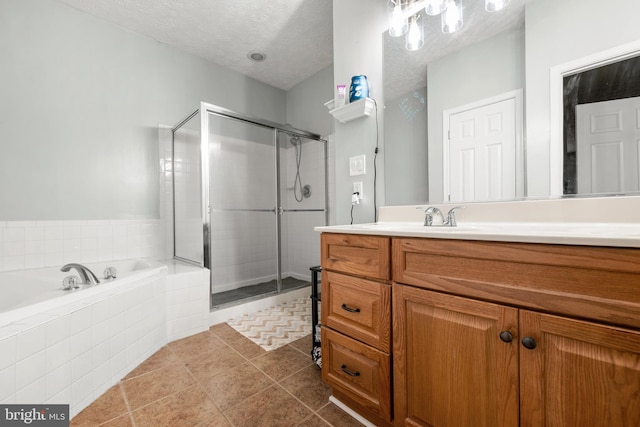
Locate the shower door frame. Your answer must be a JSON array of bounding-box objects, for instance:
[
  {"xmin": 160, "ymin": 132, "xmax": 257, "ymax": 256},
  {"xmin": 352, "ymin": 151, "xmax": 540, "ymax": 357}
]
[{"xmin": 198, "ymin": 102, "xmax": 328, "ymax": 308}]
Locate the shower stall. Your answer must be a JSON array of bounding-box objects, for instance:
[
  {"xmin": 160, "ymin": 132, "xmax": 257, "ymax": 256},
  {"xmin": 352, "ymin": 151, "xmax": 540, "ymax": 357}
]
[{"xmin": 172, "ymin": 102, "xmax": 327, "ymax": 309}]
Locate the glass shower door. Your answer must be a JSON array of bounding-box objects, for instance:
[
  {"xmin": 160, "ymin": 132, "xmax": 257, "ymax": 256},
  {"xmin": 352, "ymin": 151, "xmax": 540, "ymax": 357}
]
[
  {"xmin": 173, "ymin": 110, "xmax": 204, "ymax": 266},
  {"xmin": 207, "ymin": 112, "xmax": 279, "ymax": 308},
  {"xmin": 278, "ymin": 131, "xmax": 327, "ymax": 292}
]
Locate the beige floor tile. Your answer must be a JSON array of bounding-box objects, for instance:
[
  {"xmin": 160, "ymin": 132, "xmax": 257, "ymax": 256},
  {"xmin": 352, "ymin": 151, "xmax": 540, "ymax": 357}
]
[
  {"xmin": 122, "ymin": 364, "xmax": 195, "ymax": 410},
  {"xmin": 296, "ymin": 414, "xmax": 331, "ymax": 426},
  {"xmin": 288, "ymin": 335, "xmax": 312, "ymax": 356},
  {"xmin": 168, "ymin": 331, "xmax": 224, "ymax": 359},
  {"xmin": 98, "ymin": 413, "xmax": 134, "ymax": 427},
  {"xmin": 123, "ymin": 346, "xmax": 180, "ymax": 380},
  {"xmin": 200, "ymin": 362, "xmax": 275, "ymax": 410},
  {"xmin": 71, "ymin": 385, "xmax": 128, "ymax": 426},
  {"xmin": 317, "ymin": 403, "xmax": 365, "ymax": 427},
  {"xmin": 252, "ymin": 344, "xmax": 313, "ymax": 381},
  {"xmin": 183, "ymin": 343, "xmax": 245, "ymax": 380},
  {"xmin": 223, "ymin": 385, "xmax": 312, "ymax": 427},
  {"xmin": 132, "ymin": 385, "xmax": 229, "ymax": 427},
  {"xmin": 281, "ymin": 364, "xmax": 331, "ymax": 410}
]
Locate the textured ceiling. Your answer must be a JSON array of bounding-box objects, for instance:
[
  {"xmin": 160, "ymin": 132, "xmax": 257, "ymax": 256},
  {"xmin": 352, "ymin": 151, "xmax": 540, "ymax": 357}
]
[
  {"xmin": 54, "ymin": 0, "xmax": 334, "ymax": 91},
  {"xmin": 54, "ymin": 0, "xmax": 529, "ymax": 95}
]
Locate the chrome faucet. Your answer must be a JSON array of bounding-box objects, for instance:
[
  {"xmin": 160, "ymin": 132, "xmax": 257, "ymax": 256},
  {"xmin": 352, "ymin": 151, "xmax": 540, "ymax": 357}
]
[
  {"xmin": 424, "ymin": 206, "xmax": 445, "ymax": 226},
  {"xmin": 445, "ymin": 206, "xmax": 464, "ymax": 227},
  {"xmin": 60, "ymin": 263, "xmax": 100, "ymax": 285},
  {"xmin": 423, "ymin": 206, "xmax": 465, "ymax": 227}
]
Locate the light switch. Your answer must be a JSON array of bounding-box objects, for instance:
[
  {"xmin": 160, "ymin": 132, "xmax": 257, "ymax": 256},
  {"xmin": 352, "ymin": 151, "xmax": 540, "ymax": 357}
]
[{"xmin": 349, "ymin": 155, "xmax": 366, "ymax": 176}]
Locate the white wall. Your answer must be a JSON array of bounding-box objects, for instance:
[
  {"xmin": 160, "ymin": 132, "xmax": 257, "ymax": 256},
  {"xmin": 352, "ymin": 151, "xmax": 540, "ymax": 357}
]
[
  {"xmin": 286, "ymin": 65, "xmax": 335, "ymax": 137},
  {"xmin": 332, "ymin": 0, "xmax": 388, "ymax": 225},
  {"xmin": 0, "ymin": 0, "xmax": 286, "ymax": 221},
  {"xmin": 428, "ymin": 27, "xmax": 525, "ymax": 203},
  {"xmin": 525, "ymin": 0, "xmax": 640, "ymax": 197}
]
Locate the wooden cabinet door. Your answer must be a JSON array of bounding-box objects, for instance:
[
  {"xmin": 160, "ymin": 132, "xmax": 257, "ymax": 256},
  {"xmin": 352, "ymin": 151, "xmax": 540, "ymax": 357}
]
[
  {"xmin": 393, "ymin": 285, "xmax": 519, "ymax": 427},
  {"xmin": 519, "ymin": 310, "xmax": 640, "ymax": 427}
]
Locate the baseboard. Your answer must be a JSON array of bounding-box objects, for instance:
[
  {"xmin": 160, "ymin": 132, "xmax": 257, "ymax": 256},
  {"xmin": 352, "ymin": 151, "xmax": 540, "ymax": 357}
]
[{"xmin": 328, "ymin": 396, "xmax": 377, "ymax": 427}]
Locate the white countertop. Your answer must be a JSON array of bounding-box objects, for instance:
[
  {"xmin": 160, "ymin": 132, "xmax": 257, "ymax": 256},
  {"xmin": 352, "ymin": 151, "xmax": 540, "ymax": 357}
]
[
  {"xmin": 316, "ymin": 197, "xmax": 640, "ymax": 247},
  {"xmin": 315, "ymin": 221, "xmax": 640, "ymax": 247}
]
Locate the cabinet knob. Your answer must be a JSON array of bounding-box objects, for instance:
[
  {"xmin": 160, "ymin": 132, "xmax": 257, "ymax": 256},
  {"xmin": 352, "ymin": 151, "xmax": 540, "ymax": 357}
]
[
  {"xmin": 499, "ymin": 331, "xmax": 513, "ymax": 343},
  {"xmin": 521, "ymin": 336, "xmax": 537, "ymax": 350},
  {"xmin": 341, "ymin": 303, "xmax": 361, "ymax": 313},
  {"xmin": 341, "ymin": 365, "xmax": 361, "ymax": 377}
]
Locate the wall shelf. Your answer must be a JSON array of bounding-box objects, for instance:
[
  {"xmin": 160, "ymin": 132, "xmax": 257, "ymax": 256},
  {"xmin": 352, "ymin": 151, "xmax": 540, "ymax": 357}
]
[{"xmin": 329, "ymin": 98, "xmax": 375, "ymax": 123}]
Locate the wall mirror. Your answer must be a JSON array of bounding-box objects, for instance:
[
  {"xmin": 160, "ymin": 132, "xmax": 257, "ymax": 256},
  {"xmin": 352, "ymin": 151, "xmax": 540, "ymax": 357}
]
[
  {"xmin": 383, "ymin": 0, "xmax": 640, "ymax": 205},
  {"xmin": 549, "ymin": 40, "xmax": 640, "ymax": 197}
]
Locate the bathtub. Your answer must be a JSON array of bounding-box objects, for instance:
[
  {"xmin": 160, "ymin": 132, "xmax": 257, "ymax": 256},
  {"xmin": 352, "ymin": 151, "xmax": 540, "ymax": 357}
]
[
  {"xmin": 0, "ymin": 259, "xmax": 170, "ymax": 418},
  {"xmin": 0, "ymin": 259, "xmax": 159, "ymax": 327}
]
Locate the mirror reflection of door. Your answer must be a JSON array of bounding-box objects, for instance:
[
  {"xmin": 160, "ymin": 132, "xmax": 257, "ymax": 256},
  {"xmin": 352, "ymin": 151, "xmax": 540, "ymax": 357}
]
[
  {"xmin": 576, "ymin": 97, "xmax": 640, "ymax": 194},
  {"xmin": 446, "ymin": 96, "xmax": 517, "ymax": 202}
]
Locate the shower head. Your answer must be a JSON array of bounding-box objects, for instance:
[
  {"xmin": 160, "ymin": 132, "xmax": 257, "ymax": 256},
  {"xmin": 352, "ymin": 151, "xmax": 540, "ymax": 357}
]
[{"xmin": 290, "ymin": 135, "xmax": 301, "ymax": 146}]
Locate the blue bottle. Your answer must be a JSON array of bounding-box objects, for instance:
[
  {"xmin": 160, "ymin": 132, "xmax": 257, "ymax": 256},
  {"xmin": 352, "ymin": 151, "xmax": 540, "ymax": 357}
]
[{"xmin": 349, "ymin": 75, "xmax": 369, "ymax": 103}]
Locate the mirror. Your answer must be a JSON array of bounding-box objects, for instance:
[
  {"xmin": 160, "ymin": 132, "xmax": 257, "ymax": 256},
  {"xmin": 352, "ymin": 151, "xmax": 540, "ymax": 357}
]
[{"xmin": 383, "ymin": 0, "xmax": 640, "ymax": 204}]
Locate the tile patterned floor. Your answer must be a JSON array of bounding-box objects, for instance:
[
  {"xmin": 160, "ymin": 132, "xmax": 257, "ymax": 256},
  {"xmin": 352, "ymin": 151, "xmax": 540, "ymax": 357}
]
[{"xmin": 71, "ymin": 324, "xmax": 363, "ymax": 427}]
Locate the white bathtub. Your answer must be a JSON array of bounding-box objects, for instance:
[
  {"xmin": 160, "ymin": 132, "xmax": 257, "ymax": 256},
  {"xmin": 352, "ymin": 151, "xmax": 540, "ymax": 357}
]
[
  {"xmin": 0, "ymin": 259, "xmax": 170, "ymax": 418},
  {"xmin": 0, "ymin": 260, "xmax": 158, "ymax": 326}
]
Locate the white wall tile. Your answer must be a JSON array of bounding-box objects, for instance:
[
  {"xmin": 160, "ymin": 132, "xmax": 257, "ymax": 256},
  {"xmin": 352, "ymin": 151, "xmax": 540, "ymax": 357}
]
[
  {"xmin": 46, "ymin": 362, "xmax": 71, "ymax": 399},
  {"xmin": 16, "ymin": 376, "xmax": 46, "ymax": 403},
  {"xmin": 71, "ymin": 352, "xmax": 93, "ymax": 383},
  {"xmin": 0, "ymin": 365, "xmax": 16, "ymax": 401},
  {"xmin": 16, "ymin": 350, "xmax": 46, "ymax": 390},
  {"xmin": 16, "ymin": 325, "xmax": 47, "ymax": 360},
  {"xmin": 46, "ymin": 338, "xmax": 70, "ymax": 372}
]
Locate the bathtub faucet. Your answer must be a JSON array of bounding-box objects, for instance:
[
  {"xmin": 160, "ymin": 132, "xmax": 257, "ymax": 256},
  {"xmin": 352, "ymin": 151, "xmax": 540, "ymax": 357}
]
[{"xmin": 60, "ymin": 263, "xmax": 100, "ymax": 285}]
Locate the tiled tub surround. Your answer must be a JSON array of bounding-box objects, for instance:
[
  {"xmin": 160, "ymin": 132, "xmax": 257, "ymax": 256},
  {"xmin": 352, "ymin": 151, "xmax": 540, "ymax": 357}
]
[
  {"xmin": 0, "ymin": 219, "xmax": 164, "ymax": 272},
  {"xmin": 0, "ymin": 259, "xmax": 209, "ymax": 419}
]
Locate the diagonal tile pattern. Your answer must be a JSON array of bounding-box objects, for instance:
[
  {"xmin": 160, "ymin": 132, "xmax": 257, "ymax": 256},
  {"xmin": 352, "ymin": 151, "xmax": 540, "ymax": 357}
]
[{"xmin": 71, "ymin": 326, "xmax": 363, "ymax": 426}]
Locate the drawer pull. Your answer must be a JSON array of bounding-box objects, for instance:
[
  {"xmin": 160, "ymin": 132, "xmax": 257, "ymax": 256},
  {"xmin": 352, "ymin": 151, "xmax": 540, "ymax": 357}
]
[
  {"xmin": 341, "ymin": 303, "xmax": 361, "ymax": 313},
  {"xmin": 522, "ymin": 336, "xmax": 537, "ymax": 350},
  {"xmin": 499, "ymin": 331, "xmax": 513, "ymax": 343},
  {"xmin": 341, "ymin": 365, "xmax": 361, "ymax": 377}
]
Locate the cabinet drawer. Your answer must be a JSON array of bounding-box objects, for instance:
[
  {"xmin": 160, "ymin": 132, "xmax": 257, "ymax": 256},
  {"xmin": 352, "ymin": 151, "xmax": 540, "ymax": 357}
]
[
  {"xmin": 321, "ymin": 327, "xmax": 392, "ymax": 422},
  {"xmin": 322, "ymin": 271, "xmax": 391, "ymax": 351},
  {"xmin": 321, "ymin": 233, "xmax": 391, "ymax": 280}
]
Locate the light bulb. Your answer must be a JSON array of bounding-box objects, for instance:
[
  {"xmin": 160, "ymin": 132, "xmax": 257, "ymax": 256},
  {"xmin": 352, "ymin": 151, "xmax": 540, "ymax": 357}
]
[
  {"xmin": 389, "ymin": 0, "xmax": 408, "ymax": 37},
  {"xmin": 405, "ymin": 14, "xmax": 424, "ymax": 51},
  {"xmin": 485, "ymin": 0, "xmax": 510, "ymax": 12},
  {"xmin": 441, "ymin": 0, "xmax": 463, "ymax": 34},
  {"xmin": 424, "ymin": 0, "xmax": 448, "ymax": 16}
]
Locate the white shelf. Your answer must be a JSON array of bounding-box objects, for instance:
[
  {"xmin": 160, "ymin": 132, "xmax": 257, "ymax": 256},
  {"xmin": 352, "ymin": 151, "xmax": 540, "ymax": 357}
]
[{"xmin": 329, "ymin": 98, "xmax": 375, "ymax": 123}]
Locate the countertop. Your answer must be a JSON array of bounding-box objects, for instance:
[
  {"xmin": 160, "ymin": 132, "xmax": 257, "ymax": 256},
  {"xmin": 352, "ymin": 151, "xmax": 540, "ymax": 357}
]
[{"xmin": 314, "ymin": 222, "xmax": 640, "ymax": 247}]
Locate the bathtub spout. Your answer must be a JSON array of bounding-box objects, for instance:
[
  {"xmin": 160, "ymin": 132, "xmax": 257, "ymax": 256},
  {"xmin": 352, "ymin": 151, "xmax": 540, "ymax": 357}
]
[{"xmin": 60, "ymin": 263, "xmax": 100, "ymax": 285}]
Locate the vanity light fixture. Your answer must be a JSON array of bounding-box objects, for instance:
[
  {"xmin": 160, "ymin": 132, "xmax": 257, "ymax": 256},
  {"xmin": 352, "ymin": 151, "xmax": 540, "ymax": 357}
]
[
  {"xmin": 424, "ymin": 0, "xmax": 448, "ymax": 16},
  {"xmin": 441, "ymin": 0, "xmax": 463, "ymax": 34},
  {"xmin": 388, "ymin": 0, "xmax": 409, "ymax": 37},
  {"xmin": 485, "ymin": 0, "xmax": 510, "ymax": 12},
  {"xmin": 406, "ymin": 13, "xmax": 425, "ymax": 51},
  {"xmin": 388, "ymin": 0, "xmax": 509, "ymax": 51}
]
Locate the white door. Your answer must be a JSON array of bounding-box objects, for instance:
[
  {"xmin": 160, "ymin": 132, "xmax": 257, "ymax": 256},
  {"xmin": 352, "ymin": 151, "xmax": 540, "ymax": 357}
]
[
  {"xmin": 447, "ymin": 97, "xmax": 517, "ymax": 202},
  {"xmin": 576, "ymin": 96, "xmax": 640, "ymax": 194}
]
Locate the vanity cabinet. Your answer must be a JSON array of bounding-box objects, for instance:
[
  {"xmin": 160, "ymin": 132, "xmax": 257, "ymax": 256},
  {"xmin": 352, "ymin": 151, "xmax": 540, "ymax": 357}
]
[
  {"xmin": 393, "ymin": 237, "xmax": 640, "ymax": 427},
  {"xmin": 320, "ymin": 233, "xmax": 393, "ymax": 426}
]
